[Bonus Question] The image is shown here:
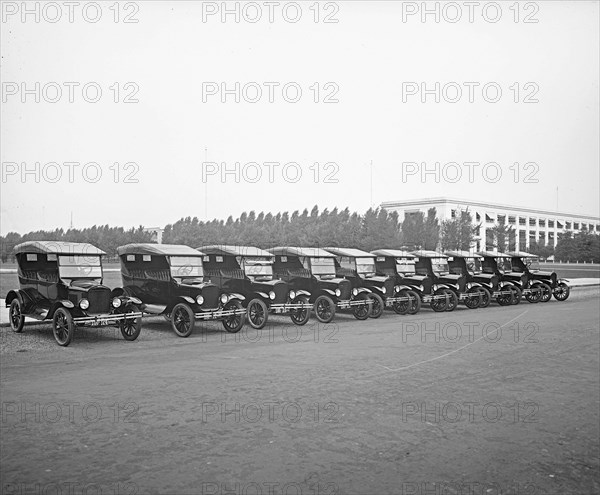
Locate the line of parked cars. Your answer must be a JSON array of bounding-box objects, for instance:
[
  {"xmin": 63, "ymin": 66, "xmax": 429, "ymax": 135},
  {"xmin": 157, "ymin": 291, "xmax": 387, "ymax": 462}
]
[{"xmin": 5, "ymin": 241, "xmax": 571, "ymax": 346}]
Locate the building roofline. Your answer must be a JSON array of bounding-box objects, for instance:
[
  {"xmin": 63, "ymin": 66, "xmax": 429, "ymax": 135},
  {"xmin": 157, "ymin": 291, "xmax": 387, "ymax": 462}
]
[{"xmin": 380, "ymin": 197, "xmax": 600, "ymax": 221}]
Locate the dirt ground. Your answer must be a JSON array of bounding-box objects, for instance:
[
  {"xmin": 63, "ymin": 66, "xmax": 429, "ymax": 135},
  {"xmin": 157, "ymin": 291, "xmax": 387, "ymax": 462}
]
[{"xmin": 1, "ymin": 289, "xmax": 599, "ymax": 495}]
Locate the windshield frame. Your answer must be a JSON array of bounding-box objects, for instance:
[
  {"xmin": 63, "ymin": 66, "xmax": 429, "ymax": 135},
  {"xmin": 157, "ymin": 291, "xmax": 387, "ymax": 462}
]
[
  {"xmin": 465, "ymin": 257, "xmax": 482, "ymax": 274},
  {"xmin": 242, "ymin": 257, "xmax": 274, "ymax": 280},
  {"xmin": 395, "ymin": 257, "xmax": 416, "ymax": 275},
  {"xmin": 355, "ymin": 257, "xmax": 376, "ymax": 276},
  {"xmin": 431, "ymin": 257, "xmax": 450, "ymax": 275},
  {"xmin": 58, "ymin": 254, "xmax": 103, "ymax": 280},
  {"xmin": 309, "ymin": 257, "xmax": 336, "ymax": 278},
  {"xmin": 169, "ymin": 255, "xmax": 205, "ymax": 279}
]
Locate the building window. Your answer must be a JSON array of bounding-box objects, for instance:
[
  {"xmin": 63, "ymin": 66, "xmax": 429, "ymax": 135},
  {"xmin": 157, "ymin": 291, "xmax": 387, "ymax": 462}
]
[
  {"xmin": 508, "ymin": 216, "xmax": 516, "ymax": 225},
  {"xmin": 497, "ymin": 214, "xmax": 506, "ymax": 224},
  {"xmin": 475, "ymin": 212, "xmax": 481, "ymax": 221},
  {"xmin": 557, "ymin": 221, "xmax": 564, "ymax": 229},
  {"xmin": 539, "ymin": 232, "xmax": 545, "ymax": 243},
  {"xmin": 486, "ymin": 214, "xmax": 494, "ymax": 223},
  {"xmin": 451, "ymin": 209, "xmax": 456, "ymax": 219},
  {"xmin": 566, "ymin": 222, "xmax": 571, "ymax": 229},
  {"xmin": 574, "ymin": 222, "xmax": 580, "ymax": 230},
  {"xmin": 548, "ymin": 220, "xmax": 554, "ymax": 228},
  {"xmin": 529, "ymin": 218, "xmax": 536, "ymax": 227},
  {"xmin": 596, "ymin": 225, "xmax": 600, "ymax": 232},
  {"xmin": 539, "ymin": 219, "xmax": 545, "ymax": 227},
  {"xmin": 549, "ymin": 232, "xmax": 555, "ymax": 243},
  {"xmin": 519, "ymin": 217, "xmax": 526, "ymax": 225}
]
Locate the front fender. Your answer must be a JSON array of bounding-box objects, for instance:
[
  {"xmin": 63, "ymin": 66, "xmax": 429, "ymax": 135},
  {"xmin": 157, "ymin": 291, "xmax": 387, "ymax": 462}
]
[
  {"xmin": 371, "ymin": 286, "xmax": 386, "ymax": 294},
  {"xmin": 228, "ymin": 292, "xmax": 246, "ymax": 301},
  {"xmin": 322, "ymin": 288, "xmax": 336, "ymax": 296},
  {"xmin": 179, "ymin": 296, "xmax": 195, "ymax": 305},
  {"xmin": 5, "ymin": 289, "xmax": 23, "ymax": 307},
  {"xmin": 296, "ymin": 290, "xmax": 311, "ymax": 297},
  {"xmin": 356, "ymin": 287, "xmax": 371, "ymax": 294},
  {"xmin": 255, "ymin": 291, "xmax": 269, "ymax": 299},
  {"xmin": 466, "ymin": 282, "xmax": 482, "ymax": 290}
]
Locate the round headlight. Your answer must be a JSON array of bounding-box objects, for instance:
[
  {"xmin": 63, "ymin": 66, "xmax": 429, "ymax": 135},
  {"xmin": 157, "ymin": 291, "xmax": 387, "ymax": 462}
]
[
  {"xmin": 289, "ymin": 290, "xmax": 296, "ymax": 300},
  {"xmin": 454, "ymin": 283, "xmax": 460, "ymax": 290},
  {"xmin": 79, "ymin": 298, "xmax": 89, "ymax": 310},
  {"xmin": 432, "ymin": 284, "xmax": 439, "ymax": 292},
  {"xmin": 196, "ymin": 295, "xmax": 204, "ymax": 305},
  {"xmin": 394, "ymin": 285, "xmax": 401, "ymax": 293},
  {"xmin": 269, "ymin": 291, "xmax": 276, "ymax": 300},
  {"xmin": 352, "ymin": 288, "xmax": 358, "ymax": 297},
  {"xmin": 381, "ymin": 286, "xmax": 386, "ymax": 294},
  {"xmin": 112, "ymin": 297, "xmax": 122, "ymax": 308},
  {"xmin": 220, "ymin": 294, "xmax": 229, "ymax": 304},
  {"xmin": 418, "ymin": 285, "xmax": 424, "ymax": 292},
  {"xmin": 335, "ymin": 288, "xmax": 342, "ymax": 297}
]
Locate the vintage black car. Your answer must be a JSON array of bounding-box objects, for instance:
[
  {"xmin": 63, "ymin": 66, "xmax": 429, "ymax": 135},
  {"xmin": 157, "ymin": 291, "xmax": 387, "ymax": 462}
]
[
  {"xmin": 370, "ymin": 249, "xmax": 423, "ymax": 314},
  {"xmin": 477, "ymin": 251, "xmax": 527, "ymax": 305},
  {"xmin": 117, "ymin": 244, "xmax": 246, "ymax": 336},
  {"xmin": 373, "ymin": 250, "xmax": 449, "ymax": 312},
  {"xmin": 268, "ymin": 247, "xmax": 372, "ymax": 322},
  {"xmin": 5, "ymin": 241, "xmax": 143, "ymax": 346},
  {"xmin": 324, "ymin": 247, "xmax": 402, "ymax": 318},
  {"xmin": 197, "ymin": 245, "xmax": 312, "ymax": 329},
  {"xmin": 444, "ymin": 251, "xmax": 491, "ymax": 309},
  {"xmin": 411, "ymin": 250, "xmax": 469, "ymax": 312},
  {"xmin": 508, "ymin": 251, "xmax": 570, "ymax": 302}
]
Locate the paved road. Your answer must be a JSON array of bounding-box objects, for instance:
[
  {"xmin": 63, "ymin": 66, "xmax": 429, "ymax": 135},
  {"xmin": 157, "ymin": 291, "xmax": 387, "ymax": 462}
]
[{"xmin": 1, "ymin": 289, "xmax": 599, "ymax": 495}]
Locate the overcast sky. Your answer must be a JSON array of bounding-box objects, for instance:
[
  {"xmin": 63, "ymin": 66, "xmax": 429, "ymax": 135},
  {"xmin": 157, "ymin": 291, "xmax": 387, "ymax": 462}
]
[{"xmin": 1, "ymin": 0, "xmax": 599, "ymax": 235}]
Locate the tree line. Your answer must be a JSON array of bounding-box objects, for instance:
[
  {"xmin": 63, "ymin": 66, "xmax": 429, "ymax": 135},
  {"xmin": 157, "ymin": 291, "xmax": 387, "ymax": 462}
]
[{"xmin": 1, "ymin": 206, "xmax": 598, "ymax": 262}]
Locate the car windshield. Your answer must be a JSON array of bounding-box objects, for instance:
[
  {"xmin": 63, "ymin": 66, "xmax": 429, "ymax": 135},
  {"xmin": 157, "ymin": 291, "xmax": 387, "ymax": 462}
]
[
  {"xmin": 310, "ymin": 257, "xmax": 336, "ymax": 277},
  {"xmin": 169, "ymin": 256, "xmax": 204, "ymax": 278},
  {"xmin": 356, "ymin": 257, "xmax": 376, "ymax": 276},
  {"xmin": 524, "ymin": 257, "xmax": 540, "ymax": 270},
  {"xmin": 431, "ymin": 258, "xmax": 449, "ymax": 274},
  {"xmin": 396, "ymin": 258, "xmax": 416, "ymax": 274},
  {"xmin": 466, "ymin": 258, "xmax": 482, "ymax": 273},
  {"xmin": 58, "ymin": 255, "xmax": 102, "ymax": 279},
  {"xmin": 244, "ymin": 258, "xmax": 273, "ymax": 280}
]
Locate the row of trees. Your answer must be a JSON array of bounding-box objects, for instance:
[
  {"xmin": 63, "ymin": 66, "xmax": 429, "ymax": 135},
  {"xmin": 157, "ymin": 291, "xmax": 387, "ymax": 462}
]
[
  {"xmin": 1, "ymin": 206, "xmax": 598, "ymax": 262},
  {"xmin": 0, "ymin": 226, "xmax": 153, "ymax": 262}
]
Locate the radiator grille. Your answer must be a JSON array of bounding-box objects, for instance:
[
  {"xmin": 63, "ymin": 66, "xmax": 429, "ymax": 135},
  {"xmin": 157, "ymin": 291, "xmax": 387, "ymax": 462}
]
[
  {"xmin": 201, "ymin": 284, "xmax": 220, "ymax": 310},
  {"xmin": 87, "ymin": 287, "xmax": 111, "ymax": 314}
]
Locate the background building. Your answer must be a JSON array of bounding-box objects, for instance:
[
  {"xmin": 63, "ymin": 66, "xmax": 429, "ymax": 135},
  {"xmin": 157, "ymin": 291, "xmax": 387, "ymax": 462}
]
[
  {"xmin": 381, "ymin": 197, "xmax": 600, "ymax": 252},
  {"xmin": 143, "ymin": 227, "xmax": 164, "ymax": 244}
]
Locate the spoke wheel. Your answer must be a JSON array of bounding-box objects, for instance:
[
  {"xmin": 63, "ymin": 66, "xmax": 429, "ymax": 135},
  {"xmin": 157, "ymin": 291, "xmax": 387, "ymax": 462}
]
[
  {"xmin": 497, "ymin": 286, "xmax": 514, "ymax": 306},
  {"xmin": 444, "ymin": 289, "xmax": 459, "ymax": 312},
  {"xmin": 119, "ymin": 304, "xmax": 142, "ymax": 341},
  {"xmin": 511, "ymin": 286, "xmax": 522, "ymax": 305},
  {"xmin": 314, "ymin": 295, "xmax": 335, "ymax": 323},
  {"xmin": 352, "ymin": 293, "xmax": 372, "ymax": 320},
  {"xmin": 539, "ymin": 283, "xmax": 552, "ymax": 303},
  {"xmin": 392, "ymin": 290, "xmax": 410, "ymax": 315},
  {"xmin": 290, "ymin": 296, "xmax": 311, "ymax": 326},
  {"xmin": 52, "ymin": 307, "xmax": 75, "ymax": 347},
  {"xmin": 406, "ymin": 291, "xmax": 421, "ymax": 314},
  {"xmin": 222, "ymin": 299, "xmax": 245, "ymax": 333},
  {"xmin": 247, "ymin": 298, "xmax": 268, "ymax": 330},
  {"xmin": 479, "ymin": 287, "xmax": 491, "ymax": 308},
  {"xmin": 553, "ymin": 282, "xmax": 570, "ymax": 301},
  {"xmin": 368, "ymin": 293, "xmax": 384, "ymax": 319},
  {"xmin": 430, "ymin": 290, "xmax": 448, "ymax": 312},
  {"xmin": 464, "ymin": 287, "xmax": 481, "ymax": 309},
  {"xmin": 525, "ymin": 285, "xmax": 541, "ymax": 303},
  {"xmin": 171, "ymin": 303, "xmax": 194, "ymax": 337},
  {"xmin": 9, "ymin": 299, "xmax": 25, "ymax": 333}
]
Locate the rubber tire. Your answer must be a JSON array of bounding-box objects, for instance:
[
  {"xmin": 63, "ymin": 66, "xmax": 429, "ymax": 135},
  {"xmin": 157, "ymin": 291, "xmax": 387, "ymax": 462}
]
[
  {"xmin": 171, "ymin": 303, "xmax": 195, "ymax": 337},
  {"xmin": 247, "ymin": 298, "xmax": 269, "ymax": 330},
  {"xmin": 497, "ymin": 286, "xmax": 514, "ymax": 306},
  {"xmin": 290, "ymin": 295, "xmax": 311, "ymax": 326},
  {"xmin": 479, "ymin": 287, "xmax": 491, "ymax": 308},
  {"xmin": 52, "ymin": 307, "xmax": 75, "ymax": 347},
  {"xmin": 510, "ymin": 286, "xmax": 522, "ymax": 305},
  {"xmin": 444, "ymin": 290, "xmax": 459, "ymax": 312},
  {"xmin": 539, "ymin": 283, "xmax": 552, "ymax": 303},
  {"xmin": 314, "ymin": 295, "xmax": 335, "ymax": 323},
  {"xmin": 9, "ymin": 299, "xmax": 25, "ymax": 333},
  {"xmin": 222, "ymin": 299, "xmax": 245, "ymax": 333},
  {"xmin": 119, "ymin": 304, "xmax": 142, "ymax": 341},
  {"xmin": 352, "ymin": 293, "xmax": 372, "ymax": 320},
  {"xmin": 392, "ymin": 290, "xmax": 411, "ymax": 315},
  {"xmin": 430, "ymin": 290, "xmax": 448, "ymax": 312},
  {"xmin": 406, "ymin": 291, "xmax": 422, "ymax": 315},
  {"xmin": 553, "ymin": 282, "xmax": 570, "ymax": 301},
  {"xmin": 368, "ymin": 293, "xmax": 384, "ymax": 319},
  {"xmin": 464, "ymin": 287, "xmax": 482, "ymax": 309},
  {"xmin": 525, "ymin": 285, "xmax": 542, "ymax": 303}
]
